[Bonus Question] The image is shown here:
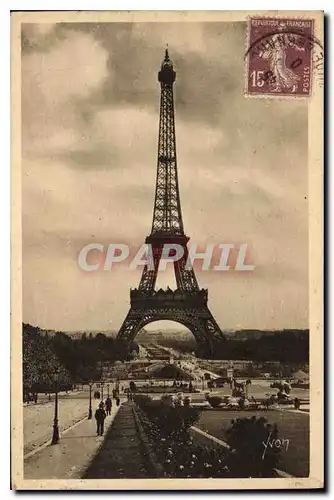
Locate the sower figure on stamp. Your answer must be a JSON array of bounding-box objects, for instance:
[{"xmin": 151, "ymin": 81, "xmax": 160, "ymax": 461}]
[
  {"xmin": 259, "ymin": 30, "xmax": 305, "ymax": 93},
  {"xmin": 95, "ymin": 402, "xmax": 107, "ymax": 436}
]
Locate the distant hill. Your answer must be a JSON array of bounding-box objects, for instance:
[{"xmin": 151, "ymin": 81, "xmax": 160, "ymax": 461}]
[
  {"xmin": 137, "ymin": 328, "xmax": 192, "ymax": 343},
  {"xmin": 227, "ymin": 329, "xmax": 309, "ymax": 341},
  {"xmin": 65, "ymin": 330, "xmax": 117, "ymax": 339},
  {"xmin": 23, "ymin": 323, "xmax": 308, "ymax": 342},
  {"xmin": 24, "ymin": 327, "xmax": 118, "ymax": 339}
]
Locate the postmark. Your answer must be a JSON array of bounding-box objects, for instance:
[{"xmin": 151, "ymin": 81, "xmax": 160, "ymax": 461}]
[{"xmin": 245, "ymin": 17, "xmax": 323, "ymax": 98}]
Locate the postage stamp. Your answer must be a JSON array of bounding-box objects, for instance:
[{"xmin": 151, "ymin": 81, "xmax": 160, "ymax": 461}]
[{"xmin": 245, "ymin": 17, "xmax": 316, "ymax": 97}]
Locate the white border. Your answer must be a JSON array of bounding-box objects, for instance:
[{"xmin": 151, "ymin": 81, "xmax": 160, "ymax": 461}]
[{"xmin": 2, "ymin": 2, "xmax": 331, "ymax": 499}]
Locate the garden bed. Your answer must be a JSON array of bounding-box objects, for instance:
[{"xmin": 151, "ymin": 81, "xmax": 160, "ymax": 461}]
[
  {"xmin": 133, "ymin": 395, "xmax": 283, "ymax": 478},
  {"xmin": 134, "ymin": 404, "xmax": 229, "ymax": 478}
]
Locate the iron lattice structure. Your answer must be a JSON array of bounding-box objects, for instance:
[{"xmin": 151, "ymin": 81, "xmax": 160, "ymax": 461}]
[{"xmin": 116, "ymin": 50, "xmax": 224, "ymax": 357}]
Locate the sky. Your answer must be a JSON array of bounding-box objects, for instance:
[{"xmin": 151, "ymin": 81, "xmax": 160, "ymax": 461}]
[{"xmin": 21, "ymin": 21, "xmax": 309, "ymax": 332}]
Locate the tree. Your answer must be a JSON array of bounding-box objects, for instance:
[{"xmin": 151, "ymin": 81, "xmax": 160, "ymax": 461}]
[
  {"xmin": 22, "ymin": 324, "xmax": 72, "ymax": 397},
  {"xmin": 225, "ymin": 416, "xmax": 281, "ymax": 477}
]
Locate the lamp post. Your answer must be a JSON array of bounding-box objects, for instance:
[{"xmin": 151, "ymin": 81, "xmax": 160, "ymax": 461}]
[
  {"xmin": 107, "ymin": 383, "xmax": 110, "ymax": 398},
  {"xmin": 51, "ymin": 367, "xmax": 60, "ymax": 445},
  {"xmin": 101, "ymin": 381, "xmax": 104, "ymax": 401},
  {"xmin": 88, "ymin": 381, "xmax": 93, "ymax": 419}
]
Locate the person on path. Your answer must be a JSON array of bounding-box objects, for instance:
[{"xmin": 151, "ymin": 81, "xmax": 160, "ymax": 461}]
[
  {"xmin": 105, "ymin": 396, "xmax": 112, "ymax": 415},
  {"xmin": 116, "ymin": 395, "xmax": 120, "ymax": 406},
  {"xmin": 95, "ymin": 402, "xmax": 107, "ymax": 436},
  {"xmin": 294, "ymin": 397, "xmax": 301, "ymax": 410}
]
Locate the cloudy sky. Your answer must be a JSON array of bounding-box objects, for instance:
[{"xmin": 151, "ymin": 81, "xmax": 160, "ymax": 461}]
[{"xmin": 21, "ymin": 21, "xmax": 309, "ymax": 332}]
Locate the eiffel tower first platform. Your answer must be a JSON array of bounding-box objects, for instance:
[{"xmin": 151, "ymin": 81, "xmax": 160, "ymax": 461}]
[{"xmin": 116, "ymin": 49, "xmax": 225, "ymax": 358}]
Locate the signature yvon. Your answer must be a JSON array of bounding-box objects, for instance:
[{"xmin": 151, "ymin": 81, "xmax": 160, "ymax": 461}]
[{"xmin": 262, "ymin": 432, "xmax": 290, "ymax": 460}]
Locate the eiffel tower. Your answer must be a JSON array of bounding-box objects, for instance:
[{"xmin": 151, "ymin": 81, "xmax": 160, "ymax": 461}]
[{"xmin": 116, "ymin": 49, "xmax": 224, "ymax": 357}]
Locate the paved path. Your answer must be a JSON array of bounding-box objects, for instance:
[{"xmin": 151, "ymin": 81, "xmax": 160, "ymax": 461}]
[
  {"xmin": 24, "ymin": 395, "xmax": 91, "ymax": 455},
  {"xmin": 24, "ymin": 404, "xmax": 120, "ymax": 479},
  {"xmin": 84, "ymin": 403, "xmax": 151, "ymax": 479}
]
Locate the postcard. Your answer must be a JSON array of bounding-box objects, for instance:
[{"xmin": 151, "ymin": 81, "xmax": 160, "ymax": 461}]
[{"xmin": 11, "ymin": 10, "xmax": 324, "ymax": 490}]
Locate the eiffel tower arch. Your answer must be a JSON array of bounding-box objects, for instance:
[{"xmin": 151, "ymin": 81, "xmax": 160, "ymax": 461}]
[
  {"xmin": 116, "ymin": 49, "xmax": 225, "ymax": 358},
  {"xmin": 117, "ymin": 290, "xmax": 224, "ymax": 358}
]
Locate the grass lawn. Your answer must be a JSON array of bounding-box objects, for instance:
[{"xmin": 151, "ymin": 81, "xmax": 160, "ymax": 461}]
[{"xmin": 197, "ymin": 410, "xmax": 309, "ymax": 477}]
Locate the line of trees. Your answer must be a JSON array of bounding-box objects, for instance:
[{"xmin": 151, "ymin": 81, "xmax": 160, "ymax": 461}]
[
  {"xmin": 23, "ymin": 324, "xmax": 72, "ymax": 400},
  {"xmin": 22, "ymin": 323, "xmax": 138, "ymax": 397},
  {"xmin": 215, "ymin": 330, "xmax": 308, "ymax": 363},
  {"xmin": 158, "ymin": 330, "xmax": 309, "ymax": 363}
]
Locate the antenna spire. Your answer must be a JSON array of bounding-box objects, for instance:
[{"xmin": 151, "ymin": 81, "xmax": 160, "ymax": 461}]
[{"xmin": 159, "ymin": 45, "xmax": 175, "ymax": 84}]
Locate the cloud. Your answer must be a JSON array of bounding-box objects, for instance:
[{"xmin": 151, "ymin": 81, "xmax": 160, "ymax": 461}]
[
  {"xmin": 22, "ymin": 27, "xmax": 109, "ymax": 158},
  {"xmin": 22, "ymin": 22, "xmax": 309, "ymax": 332}
]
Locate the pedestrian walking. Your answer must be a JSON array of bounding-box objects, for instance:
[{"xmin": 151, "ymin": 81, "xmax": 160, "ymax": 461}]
[
  {"xmin": 95, "ymin": 402, "xmax": 107, "ymax": 436},
  {"xmin": 105, "ymin": 396, "xmax": 112, "ymax": 415},
  {"xmin": 116, "ymin": 395, "xmax": 120, "ymax": 406},
  {"xmin": 294, "ymin": 397, "xmax": 301, "ymax": 410}
]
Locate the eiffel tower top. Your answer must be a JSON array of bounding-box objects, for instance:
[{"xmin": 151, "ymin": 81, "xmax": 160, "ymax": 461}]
[
  {"xmin": 149, "ymin": 48, "xmax": 184, "ymax": 239},
  {"xmin": 158, "ymin": 47, "xmax": 176, "ymax": 85},
  {"xmin": 161, "ymin": 48, "xmax": 173, "ymax": 69}
]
